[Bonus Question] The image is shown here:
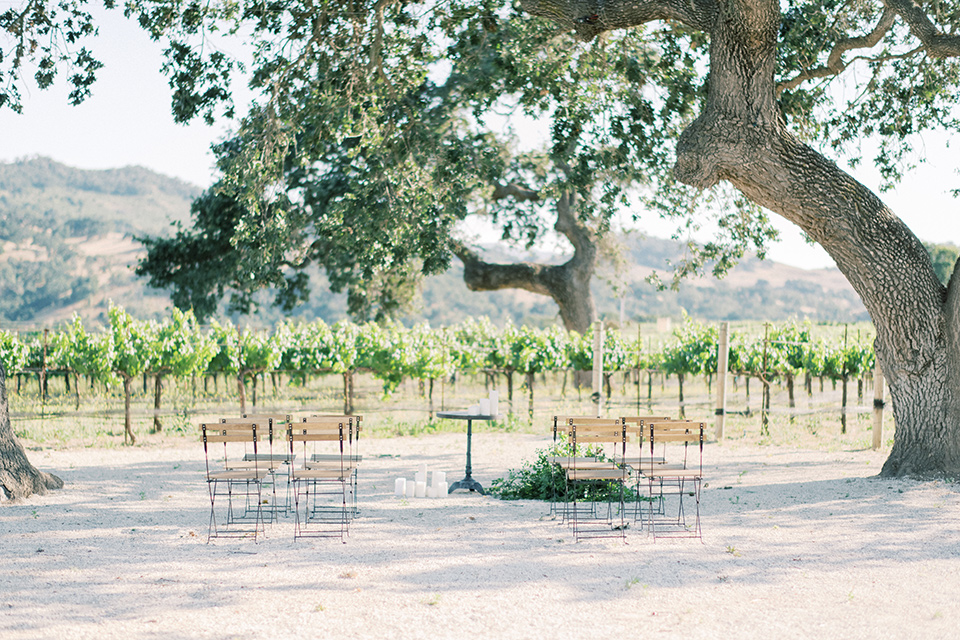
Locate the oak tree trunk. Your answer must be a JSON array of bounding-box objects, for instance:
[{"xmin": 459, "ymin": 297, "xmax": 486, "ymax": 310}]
[{"xmin": 0, "ymin": 364, "xmax": 64, "ymax": 500}]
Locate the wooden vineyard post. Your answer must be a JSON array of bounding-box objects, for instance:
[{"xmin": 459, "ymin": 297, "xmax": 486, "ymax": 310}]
[
  {"xmin": 872, "ymin": 367, "xmax": 885, "ymax": 450},
  {"xmin": 716, "ymin": 322, "xmax": 729, "ymax": 441},
  {"xmin": 592, "ymin": 320, "xmax": 603, "ymax": 418}
]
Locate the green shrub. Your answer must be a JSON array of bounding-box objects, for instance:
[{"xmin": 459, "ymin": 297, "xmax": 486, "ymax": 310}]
[{"xmin": 489, "ymin": 441, "xmax": 632, "ymax": 503}]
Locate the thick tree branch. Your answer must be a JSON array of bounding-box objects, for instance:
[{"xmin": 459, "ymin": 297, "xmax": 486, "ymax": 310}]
[
  {"xmin": 519, "ymin": 0, "xmax": 717, "ymax": 42},
  {"xmin": 491, "ymin": 182, "xmax": 539, "ymax": 202},
  {"xmin": 449, "ymin": 240, "xmax": 553, "ymax": 296},
  {"xmin": 885, "ymin": 0, "xmax": 960, "ymax": 58},
  {"xmin": 777, "ymin": 8, "xmax": 897, "ymax": 95}
]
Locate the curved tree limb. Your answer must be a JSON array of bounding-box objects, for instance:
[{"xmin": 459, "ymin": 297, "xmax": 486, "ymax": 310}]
[
  {"xmin": 777, "ymin": 8, "xmax": 897, "ymax": 95},
  {"xmin": 884, "ymin": 0, "xmax": 960, "ymax": 58},
  {"xmin": 519, "ymin": 0, "xmax": 718, "ymax": 42},
  {"xmin": 450, "ymin": 192, "xmax": 598, "ymax": 332}
]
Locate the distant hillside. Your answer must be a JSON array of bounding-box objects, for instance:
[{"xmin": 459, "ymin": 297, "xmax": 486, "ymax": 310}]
[
  {"xmin": 0, "ymin": 157, "xmax": 870, "ymax": 328},
  {"xmin": 0, "ymin": 157, "xmax": 201, "ymax": 324}
]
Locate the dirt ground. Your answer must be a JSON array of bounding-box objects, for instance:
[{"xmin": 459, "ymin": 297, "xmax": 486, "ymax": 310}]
[{"xmin": 2, "ymin": 432, "xmax": 959, "ymax": 639}]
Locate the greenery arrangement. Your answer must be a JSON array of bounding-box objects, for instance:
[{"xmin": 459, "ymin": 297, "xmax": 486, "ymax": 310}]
[{"xmin": 488, "ymin": 440, "xmax": 631, "ymax": 503}]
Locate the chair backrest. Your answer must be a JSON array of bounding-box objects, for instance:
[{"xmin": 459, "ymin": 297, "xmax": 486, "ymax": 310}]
[
  {"xmin": 288, "ymin": 419, "xmax": 348, "ymax": 475},
  {"xmin": 221, "ymin": 416, "xmax": 274, "ymax": 441},
  {"xmin": 243, "ymin": 413, "xmax": 291, "ymax": 428},
  {"xmin": 647, "ymin": 420, "xmax": 704, "ymax": 472},
  {"xmin": 201, "ymin": 422, "xmax": 260, "ymax": 475},
  {"xmin": 620, "ymin": 416, "xmax": 671, "ymax": 451},
  {"xmin": 566, "ymin": 419, "xmax": 628, "ymax": 463},
  {"xmin": 551, "ymin": 415, "xmax": 599, "ymax": 441},
  {"xmin": 311, "ymin": 414, "xmax": 362, "ymax": 441}
]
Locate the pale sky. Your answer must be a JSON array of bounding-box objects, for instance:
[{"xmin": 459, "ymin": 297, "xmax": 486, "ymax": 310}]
[{"xmin": 2, "ymin": 8, "xmax": 958, "ymax": 270}]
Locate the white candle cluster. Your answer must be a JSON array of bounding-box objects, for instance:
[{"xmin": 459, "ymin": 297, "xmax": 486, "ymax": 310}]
[
  {"xmin": 395, "ymin": 464, "xmax": 448, "ymax": 499},
  {"xmin": 469, "ymin": 390, "xmax": 499, "ymax": 416}
]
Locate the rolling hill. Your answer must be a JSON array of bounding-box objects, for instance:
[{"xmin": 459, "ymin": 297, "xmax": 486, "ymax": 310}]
[{"xmin": 0, "ymin": 157, "xmax": 869, "ymax": 329}]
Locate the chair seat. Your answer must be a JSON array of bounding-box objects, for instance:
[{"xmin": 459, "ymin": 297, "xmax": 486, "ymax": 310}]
[
  {"xmin": 244, "ymin": 453, "xmax": 295, "ymax": 463},
  {"xmin": 294, "ymin": 468, "xmax": 353, "ymax": 480},
  {"xmin": 207, "ymin": 468, "xmax": 270, "ymax": 481},
  {"xmin": 566, "ymin": 468, "xmax": 631, "ymax": 481},
  {"xmin": 311, "ymin": 453, "xmax": 363, "ymax": 463},
  {"xmin": 645, "ymin": 469, "xmax": 703, "ymax": 479},
  {"xmin": 621, "ymin": 456, "xmax": 667, "ymax": 465},
  {"xmin": 304, "ymin": 460, "xmax": 358, "ymax": 471},
  {"xmin": 225, "ymin": 460, "xmax": 284, "ymax": 471},
  {"xmin": 553, "ymin": 459, "xmax": 620, "ymax": 470}
]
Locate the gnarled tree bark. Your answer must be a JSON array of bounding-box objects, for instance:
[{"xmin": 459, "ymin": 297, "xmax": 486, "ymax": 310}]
[
  {"xmin": 452, "ymin": 191, "xmax": 598, "ymax": 334},
  {"xmin": 0, "ymin": 363, "xmax": 64, "ymax": 501},
  {"xmin": 521, "ymin": 0, "xmax": 960, "ymax": 476}
]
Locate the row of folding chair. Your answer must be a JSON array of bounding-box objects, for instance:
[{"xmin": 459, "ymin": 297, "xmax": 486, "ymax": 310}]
[
  {"xmin": 549, "ymin": 415, "xmax": 704, "ymax": 542},
  {"xmin": 201, "ymin": 414, "xmax": 362, "ymax": 543}
]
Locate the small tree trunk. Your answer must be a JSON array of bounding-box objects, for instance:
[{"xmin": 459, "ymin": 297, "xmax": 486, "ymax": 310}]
[
  {"xmin": 428, "ymin": 378, "xmax": 435, "ymax": 419},
  {"xmin": 678, "ymin": 372, "xmax": 685, "ymax": 419},
  {"xmin": 153, "ymin": 374, "xmax": 163, "ymax": 433},
  {"xmin": 506, "ymin": 371, "xmax": 514, "ymax": 415},
  {"xmin": 237, "ymin": 373, "xmax": 247, "ymax": 416},
  {"xmin": 761, "ymin": 380, "xmax": 771, "ymax": 436},
  {"xmin": 123, "ymin": 376, "xmax": 136, "ymax": 446},
  {"xmin": 74, "ymin": 372, "xmax": 81, "ymax": 412},
  {"xmin": 841, "ymin": 375, "xmax": 849, "ymax": 434},
  {"xmin": 0, "ymin": 364, "xmax": 64, "ymax": 500},
  {"xmin": 745, "ymin": 377, "xmax": 752, "ymax": 416},
  {"xmin": 251, "ymin": 374, "xmax": 258, "ymax": 411},
  {"xmin": 343, "ymin": 371, "xmax": 354, "ymax": 414},
  {"xmin": 787, "ymin": 373, "xmax": 796, "ymax": 424},
  {"xmin": 526, "ymin": 372, "xmax": 535, "ymax": 421}
]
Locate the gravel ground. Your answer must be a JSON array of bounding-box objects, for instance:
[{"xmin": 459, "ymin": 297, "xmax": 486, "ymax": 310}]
[{"xmin": 2, "ymin": 432, "xmax": 959, "ymax": 640}]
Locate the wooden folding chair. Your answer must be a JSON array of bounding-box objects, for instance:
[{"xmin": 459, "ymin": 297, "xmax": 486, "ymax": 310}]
[
  {"xmin": 309, "ymin": 415, "xmax": 362, "ymax": 517},
  {"xmin": 201, "ymin": 421, "xmax": 269, "ymax": 542},
  {"xmin": 562, "ymin": 418, "xmax": 631, "ymax": 542},
  {"xmin": 619, "ymin": 416, "xmax": 673, "ymax": 523},
  {"xmin": 288, "ymin": 418, "xmax": 356, "ymax": 542},
  {"xmin": 642, "ymin": 420, "xmax": 705, "ymax": 540},
  {"xmin": 221, "ymin": 415, "xmax": 293, "ymax": 518},
  {"xmin": 546, "ymin": 415, "xmax": 601, "ymax": 518}
]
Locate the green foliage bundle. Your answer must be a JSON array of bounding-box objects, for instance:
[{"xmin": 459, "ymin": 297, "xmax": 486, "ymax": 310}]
[{"xmin": 488, "ymin": 441, "xmax": 629, "ymax": 503}]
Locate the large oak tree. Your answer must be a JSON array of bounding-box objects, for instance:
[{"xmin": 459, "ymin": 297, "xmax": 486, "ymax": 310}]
[{"xmin": 517, "ymin": 0, "xmax": 960, "ymax": 476}]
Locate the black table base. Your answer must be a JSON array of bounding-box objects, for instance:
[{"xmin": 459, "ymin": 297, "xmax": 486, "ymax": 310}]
[{"xmin": 436, "ymin": 411, "xmax": 498, "ymax": 495}]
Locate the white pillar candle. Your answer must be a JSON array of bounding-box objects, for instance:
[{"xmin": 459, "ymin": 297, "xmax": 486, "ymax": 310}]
[
  {"xmin": 394, "ymin": 478, "xmax": 407, "ymax": 496},
  {"xmin": 405, "ymin": 480, "xmax": 416, "ymax": 498},
  {"xmin": 438, "ymin": 481, "xmax": 448, "ymax": 497},
  {"xmin": 489, "ymin": 390, "xmax": 499, "ymax": 417},
  {"xmin": 479, "ymin": 398, "xmax": 491, "ymax": 415},
  {"xmin": 431, "ymin": 470, "xmax": 446, "ymax": 488},
  {"xmin": 426, "ymin": 486, "xmax": 437, "ymax": 498},
  {"xmin": 415, "ymin": 470, "xmax": 426, "ymax": 485},
  {"xmin": 415, "ymin": 481, "xmax": 427, "ymax": 498}
]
